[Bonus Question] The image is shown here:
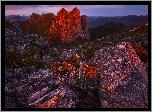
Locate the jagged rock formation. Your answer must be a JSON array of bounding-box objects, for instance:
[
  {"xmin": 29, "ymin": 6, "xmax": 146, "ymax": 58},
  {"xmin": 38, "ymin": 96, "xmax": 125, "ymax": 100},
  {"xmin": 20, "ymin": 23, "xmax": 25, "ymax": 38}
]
[
  {"xmin": 50, "ymin": 7, "xmax": 89, "ymax": 42},
  {"xmin": 93, "ymin": 41, "xmax": 148, "ymax": 108},
  {"xmin": 20, "ymin": 13, "xmax": 55, "ymax": 37},
  {"xmin": 20, "ymin": 7, "xmax": 89, "ymax": 43},
  {"xmin": 81, "ymin": 15, "xmax": 90, "ymax": 39}
]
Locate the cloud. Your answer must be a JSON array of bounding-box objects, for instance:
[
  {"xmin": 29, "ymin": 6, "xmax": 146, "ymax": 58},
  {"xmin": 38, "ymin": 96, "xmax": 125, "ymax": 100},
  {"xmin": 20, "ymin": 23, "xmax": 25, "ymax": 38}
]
[
  {"xmin": 32, "ymin": 6, "xmax": 61, "ymax": 15},
  {"xmin": 5, "ymin": 5, "xmax": 126, "ymax": 10},
  {"xmin": 5, "ymin": 5, "xmax": 60, "ymax": 10},
  {"xmin": 5, "ymin": 5, "xmax": 147, "ymax": 16},
  {"xmin": 5, "ymin": 5, "xmax": 63, "ymax": 16},
  {"xmin": 78, "ymin": 5, "xmax": 126, "ymax": 9},
  {"xmin": 5, "ymin": 9, "xmax": 30, "ymax": 16},
  {"xmin": 5, "ymin": 5, "xmax": 27, "ymax": 10}
]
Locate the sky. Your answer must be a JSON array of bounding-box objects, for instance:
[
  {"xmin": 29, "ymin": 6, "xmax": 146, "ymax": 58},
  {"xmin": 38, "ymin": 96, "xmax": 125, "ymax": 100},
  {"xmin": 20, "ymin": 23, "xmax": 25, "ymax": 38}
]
[{"xmin": 5, "ymin": 5, "xmax": 148, "ymax": 16}]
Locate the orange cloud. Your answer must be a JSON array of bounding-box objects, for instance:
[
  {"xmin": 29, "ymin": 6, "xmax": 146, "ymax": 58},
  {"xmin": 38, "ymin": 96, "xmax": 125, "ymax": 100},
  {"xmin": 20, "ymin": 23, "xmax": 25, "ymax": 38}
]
[{"xmin": 62, "ymin": 5, "xmax": 69, "ymax": 8}]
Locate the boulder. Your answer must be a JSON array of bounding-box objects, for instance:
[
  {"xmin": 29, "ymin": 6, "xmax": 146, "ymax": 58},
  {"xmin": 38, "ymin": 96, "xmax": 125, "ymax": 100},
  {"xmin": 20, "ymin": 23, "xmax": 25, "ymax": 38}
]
[
  {"xmin": 28, "ymin": 85, "xmax": 78, "ymax": 108},
  {"xmin": 5, "ymin": 69, "xmax": 79, "ymax": 108},
  {"xmin": 42, "ymin": 55, "xmax": 53, "ymax": 65},
  {"xmin": 93, "ymin": 41, "xmax": 148, "ymax": 108}
]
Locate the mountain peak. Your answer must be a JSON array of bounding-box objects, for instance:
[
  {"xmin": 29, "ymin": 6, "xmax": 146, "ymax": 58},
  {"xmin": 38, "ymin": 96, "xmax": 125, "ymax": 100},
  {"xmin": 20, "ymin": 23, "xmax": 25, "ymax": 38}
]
[
  {"xmin": 73, "ymin": 7, "xmax": 79, "ymax": 10},
  {"xmin": 59, "ymin": 8, "xmax": 68, "ymax": 13},
  {"xmin": 71, "ymin": 7, "xmax": 80, "ymax": 13},
  {"xmin": 57, "ymin": 8, "xmax": 68, "ymax": 16}
]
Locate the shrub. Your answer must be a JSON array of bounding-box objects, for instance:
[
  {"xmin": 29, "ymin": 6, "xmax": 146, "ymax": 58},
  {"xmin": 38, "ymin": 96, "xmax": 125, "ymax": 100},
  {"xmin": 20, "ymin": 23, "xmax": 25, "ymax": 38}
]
[
  {"xmin": 23, "ymin": 56, "xmax": 45, "ymax": 69},
  {"xmin": 5, "ymin": 47, "xmax": 23, "ymax": 69},
  {"xmin": 83, "ymin": 63, "xmax": 97, "ymax": 78}
]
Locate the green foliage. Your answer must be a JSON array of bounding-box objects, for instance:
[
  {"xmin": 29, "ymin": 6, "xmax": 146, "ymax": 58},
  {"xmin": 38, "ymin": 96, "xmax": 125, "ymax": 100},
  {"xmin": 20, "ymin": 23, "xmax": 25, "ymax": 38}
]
[
  {"xmin": 5, "ymin": 46, "xmax": 46, "ymax": 69},
  {"xmin": 9, "ymin": 40, "xmax": 15, "ymax": 45},
  {"xmin": 5, "ymin": 47, "xmax": 23, "ymax": 69},
  {"xmin": 23, "ymin": 56, "xmax": 45, "ymax": 69},
  {"xmin": 82, "ymin": 47, "xmax": 96, "ymax": 61},
  {"xmin": 29, "ymin": 44, "xmax": 37, "ymax": 54}
]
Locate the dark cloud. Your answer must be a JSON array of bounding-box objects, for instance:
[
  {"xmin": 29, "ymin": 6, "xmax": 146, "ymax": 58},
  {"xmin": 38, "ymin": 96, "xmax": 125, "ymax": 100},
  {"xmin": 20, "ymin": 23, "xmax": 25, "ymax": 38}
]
[
  {"xmin": 5, "ymin": 5, "xmax": 64, "ymax": 10},
  {"xmin": 5, "ymin": 5, "xmax": 148, "ymax": 16},
  {"xmin": 5, "ymin": 5, "xmax": 28, "ymax": 10}
]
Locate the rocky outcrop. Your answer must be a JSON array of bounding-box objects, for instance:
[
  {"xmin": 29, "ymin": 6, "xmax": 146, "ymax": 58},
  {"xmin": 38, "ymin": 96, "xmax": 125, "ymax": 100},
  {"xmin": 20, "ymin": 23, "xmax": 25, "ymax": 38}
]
[
  {"xmin": 49, "ymin": 7, "xmax": 89, "ymax": 42},
  {"xmin": 20, "ymin": 13, "xmax": 55, "ymax": 38},
  {"xmin": 20, "ymin": 7, "xmax": 89, "ymax": 43},
  {"xmin": 81, "ymin": 15, "xmax": 90, "ymax": 38},
  {"xmin": 5, "ymin": 19, "xmax": 22, "ymax": 33},
  {"xmin": 5, "ymin": 54, "xmax": 99, "ymax": 108},
  {"xmin": 5, "ymin": 69, "xmax": 79, "ymax": 108},
  {"xmin": 93, "ymin": 41, "xmax": 148, "ymax": 108},
  {"xmin": 5, "ymin": 20, "xmax": 58, "ymax": 69}
]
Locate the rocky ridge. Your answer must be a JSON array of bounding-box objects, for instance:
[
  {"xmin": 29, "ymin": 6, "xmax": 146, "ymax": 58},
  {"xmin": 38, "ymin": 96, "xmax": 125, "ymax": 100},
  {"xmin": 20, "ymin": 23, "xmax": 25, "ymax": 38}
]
[{"xmin": 20, "ymin": 7, "xmax": 89, "ymax": 43}]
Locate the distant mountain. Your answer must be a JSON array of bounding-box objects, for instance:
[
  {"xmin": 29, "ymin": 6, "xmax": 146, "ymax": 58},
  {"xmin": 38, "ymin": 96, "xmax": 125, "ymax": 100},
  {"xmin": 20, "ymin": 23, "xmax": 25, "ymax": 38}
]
[
  {"xmin": 88, "ymin": 15, "xmax": 148, "ymax": 28},
  {"xmin": 5, "ymin": 15, "xmax": 30, "ymax": 21}
]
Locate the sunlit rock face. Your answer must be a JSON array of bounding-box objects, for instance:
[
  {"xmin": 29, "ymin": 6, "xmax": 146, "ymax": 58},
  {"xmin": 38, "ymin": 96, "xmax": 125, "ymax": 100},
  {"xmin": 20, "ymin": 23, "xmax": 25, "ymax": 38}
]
[
  {"xmin": 93, "ymin": 41, "xmax": 148, "ymax": 108},
  {"xmin": 49, "ymin": 7, "xmax": 89, "ymax": 42},
  {"xmin": 20, "ymin": 13, "xmax": 56, "ymax": 37},
  {"xmin": 20, "ymin": 7, "xmax": 89, "ymax": 43}
]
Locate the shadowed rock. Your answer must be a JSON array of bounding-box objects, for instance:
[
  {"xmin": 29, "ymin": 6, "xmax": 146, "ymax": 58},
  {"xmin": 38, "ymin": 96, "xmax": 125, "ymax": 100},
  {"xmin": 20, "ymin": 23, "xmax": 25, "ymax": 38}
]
[{"xmin": 5, "ymin": 69, "xmax": 79, "ymax": 108}]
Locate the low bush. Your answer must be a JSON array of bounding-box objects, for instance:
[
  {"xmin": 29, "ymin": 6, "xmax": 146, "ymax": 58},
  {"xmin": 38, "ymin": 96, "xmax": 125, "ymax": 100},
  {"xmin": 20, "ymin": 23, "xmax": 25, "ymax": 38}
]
[
  {"xmin": 5, "ymin": 47, "xmax": 23, "ymax": 69},
  {"xmin": 23, "ymin": 56, "xmax": 45, "ymax": 69}
]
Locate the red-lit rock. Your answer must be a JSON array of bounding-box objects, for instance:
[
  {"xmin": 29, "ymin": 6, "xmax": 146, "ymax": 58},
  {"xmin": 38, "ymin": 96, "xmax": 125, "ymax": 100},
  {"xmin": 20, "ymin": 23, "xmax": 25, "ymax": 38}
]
[
  {"xmin": 20, "ymin": 7, "xmax": 89, "ymax": 43},
  {"xmin": 49, "ymin": 7, "xmax": 89, "ymax": 42},
  {"xmin": 94, "ymin": 41, "xmax": 148, "ymax": 108}
]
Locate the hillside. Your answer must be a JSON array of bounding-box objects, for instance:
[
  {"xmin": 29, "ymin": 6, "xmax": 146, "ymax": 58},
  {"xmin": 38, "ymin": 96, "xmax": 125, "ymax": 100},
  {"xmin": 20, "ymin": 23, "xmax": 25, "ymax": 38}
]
[
  {"xmin": 5, "ymin": 18, "xmax": 148, "ymax": 108},
  {"xmin": 89, "ymin": 22, "xmax": 127, "ymax": 40},
  {"xmin": 88, "ymin": 15, "xmax": 148, "ymax": 28},
  {"xmin": 5, "ymin": 7, "xmax": 148, "ymax": 108}
]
